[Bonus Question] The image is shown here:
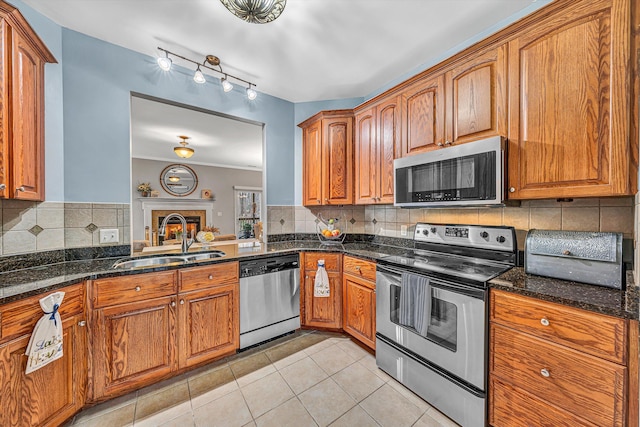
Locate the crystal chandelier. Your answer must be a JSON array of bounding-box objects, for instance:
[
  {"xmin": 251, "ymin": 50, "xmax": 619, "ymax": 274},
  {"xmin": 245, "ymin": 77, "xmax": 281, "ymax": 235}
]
[{"xmin": 219, "ymin": 0, "xmax": 286, "ymax": 24}]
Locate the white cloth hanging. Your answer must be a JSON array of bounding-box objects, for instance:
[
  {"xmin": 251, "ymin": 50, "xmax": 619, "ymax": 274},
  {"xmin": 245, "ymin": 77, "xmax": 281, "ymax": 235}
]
[
  {"xmin": 24, "ymin": 291, "xmax": 65, "ymax": 374},
  {"xmin": 314, "ymin": 260, "xmax": 330, "ymax": 297}
]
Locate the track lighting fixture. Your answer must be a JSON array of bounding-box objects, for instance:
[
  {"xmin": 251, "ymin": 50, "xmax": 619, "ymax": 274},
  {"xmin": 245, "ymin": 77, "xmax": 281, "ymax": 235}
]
[{"xmin": 157, "ymin": 47, "xmax": 258, "ymax": 100}]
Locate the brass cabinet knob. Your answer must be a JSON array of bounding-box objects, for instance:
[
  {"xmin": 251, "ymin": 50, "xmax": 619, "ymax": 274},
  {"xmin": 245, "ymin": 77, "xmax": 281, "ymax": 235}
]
[
  {"xmin": 17, "ymin": 186, "xmax": 25, "ymax": 192},
  {"xmin": 180, "ymin": 299, "xmax": 185, "ymax": 305},
  {"xmin": 509, "ymin": 187, "xmax": 516, "ymax": 193},
  {"xmin": 444, "ymin": 140, "xmax": 452, "ymax": 146},
  {"xmin": 436, "ymin": 142, "xmax": 443, "ymax": 147},
  {"xmin": 0, "ymin": 184, "xmax": 5, "ymax": 191},
  {"xmin": 208, "ymin": 274, "xmax": 214, "ymax": 280},
  {"xmin": 562, "ymin": 250, "xmax": 571, "ymax": 256},
  {"xmin": 540, "ymin": 317, "xmax": 550, "ymax": 326},
  {"xmin": 78, "ymin": 320, "xmax": 86, "ymax": 327},
  {"xmin": 170, "ymin": 301, "xmax": 176, "ymax": 307},
  {"xmin": 540, "ymin": 368, "xmax": 550, "ymax": 378},
  {"xmin": 134, "ymin": 286, "xmax": 141, "ymax": 292}
]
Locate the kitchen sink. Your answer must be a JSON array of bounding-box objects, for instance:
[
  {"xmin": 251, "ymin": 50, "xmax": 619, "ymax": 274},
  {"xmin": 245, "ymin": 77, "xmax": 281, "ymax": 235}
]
[{"xmin": 111, "ymin": 250, "xmax": 226, "ymax": 269}]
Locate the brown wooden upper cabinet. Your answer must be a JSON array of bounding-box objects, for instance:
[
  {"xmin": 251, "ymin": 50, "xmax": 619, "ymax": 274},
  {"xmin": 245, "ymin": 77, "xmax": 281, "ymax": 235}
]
[
  {"xmin": 400, "ymin": 45, "xmax": 507, "ymax": 157},
  {"xmin": 0, "ymin": 2, "xmax": 56, "ymax": 201},
  {"xmin": 507, "ymin": 0, "xmax": 636, "ymax": 199},
  {"xmin": 299, "ymin": 110, "xmax": 354, "ymax": 206},
  {"xmin": 354, "ymin": 96, "xmax": 401, "ymax": 204}
]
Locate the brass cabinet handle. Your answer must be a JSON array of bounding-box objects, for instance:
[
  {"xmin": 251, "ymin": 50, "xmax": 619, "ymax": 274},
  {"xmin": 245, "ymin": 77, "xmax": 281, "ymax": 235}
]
[
  {"xmin": 17, "ymin": 186, "xmax": 25, "ymax": 192},
  {"xmin": 540, "ymin": 368, "xmax": 550, "ymax": 378},
  {"xmin": 134, "ymin": 286, "xmax": 141, "ymax": 292},
  {"xmin": 78, "ymin": 320, "xmax": 86, "ymax": 327},
  {"xmin": 355, "ymin": 266, "xmax": 361, "ymax": 271},
  {"xmin": 540, "ymin": 317, "xmax": 550, "ymax": 326}
]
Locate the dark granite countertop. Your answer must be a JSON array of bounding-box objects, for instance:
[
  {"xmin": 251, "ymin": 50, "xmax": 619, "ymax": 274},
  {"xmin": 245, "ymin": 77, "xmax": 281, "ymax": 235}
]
[
  {"xmin": 490, "ymin": 267, "xmax": 638, "ymax": 320},
  {"xmin": 1, "ymin": 241, "xmax": 636, "ymax": 321}
]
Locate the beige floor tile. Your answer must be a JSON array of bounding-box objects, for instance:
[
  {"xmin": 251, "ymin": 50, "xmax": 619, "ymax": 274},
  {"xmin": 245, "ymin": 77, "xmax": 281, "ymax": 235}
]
[
  {"xmin": 265, "ymin": 337, "xmax": 315, "ymax": 363},
  {"xmin": 193, "ymin": 390, "xmax": 253, "ymax": 427},
  {"xmin": 73, "ymin": 392, "xmax": 137, "ymax": 424},
  {"xmin": 237, "ymin": 364, "xmax": 277, "ymax": 388},
  {"xmin": 424, "ymin": 408, "xmax": 460, "ymax": 427},
  {"xmin": 273, "ymin": 349, "xmax": 308, "ymax": 370},
  {"xmin": 360, "ymin": 384, "xmax": 424, "ymax": 427},
  {"xmin": 255, "ymin": 397, "xmax": 317, "ymax": 427},
  {"xmin": 242, "ymin": 423, "xmax": 257, "ymax": 427},
  {"xmin": 298, "ymin": 378, "xmax": 356, "ymax": 427},
  {"xmin": 135, "ymin": 382, "xmax": 191, "ymax": 421},
  {"xmin": 328, "ymin": 405, "xmax": 380, "ymax": 427},
  {"xmin": 386, "ymin": 378, "xmax": 433, "ymax": 413},
  {"xmin": 302, "ymin": 339, "xmax": 335, "ymax": 355},
  {"xmin": 230, "ymin": 352, "xmax": 272, "ymax": 379},
  {"xmin": 157, "ymin": 411, "xmax": 196, "ymax": 427},
  {"xmin": 241, "ymin": 371, "xmax": 295, "ymax": 418},
  {"xmin": 335, "ymin": 339, "xmax": 371, "ymax": 361},
  {"xmin": 73, "ymin": 403, "xmax": 135, "ymax": 427},
  {"xmin": 358, "ymin": 354, "xmax": 393, "ymax": 382},
  {"xmin": 310, "ymin": 345, "xmax": 356, "ymax": 376},
  {"xmin": 280, "ymin": 356, "xmax": 328, "ymax": 394},
  {"xmin": 413, "ymin": 412, "xmax": 447, "ymax": 427},
  {"xmin": 190, "ymin": 379, "xmax": 239, "ymax": 410},
  {"xmin": 134, "ymin": 401, "xmax": 192, "ymax": 427},
  {"xmin": 189, "ymin": 365, "xmax": 236, "ymax": 398},
  {"xmin": 332, "ymin": 362, "xmax": 385, "ymax": 402}
]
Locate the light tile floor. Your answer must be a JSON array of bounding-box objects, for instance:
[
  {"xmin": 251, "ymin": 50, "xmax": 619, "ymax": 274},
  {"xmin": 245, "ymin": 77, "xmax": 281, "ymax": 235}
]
[{"xmin": 68, "ymin": 331, "xmax": 459, "ymax": 427}]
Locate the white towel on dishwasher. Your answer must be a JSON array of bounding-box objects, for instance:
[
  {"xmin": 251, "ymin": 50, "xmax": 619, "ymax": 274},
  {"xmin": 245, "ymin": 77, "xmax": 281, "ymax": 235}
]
[{"xmin": 24, "ymin": 291, "xmax": 65, "ymax": 374}]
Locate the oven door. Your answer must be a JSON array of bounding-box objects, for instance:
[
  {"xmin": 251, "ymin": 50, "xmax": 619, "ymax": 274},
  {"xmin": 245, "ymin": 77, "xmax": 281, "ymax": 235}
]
[{"xmin": 376, "ymin": 265, "xmax": 486, "ymax": 390}]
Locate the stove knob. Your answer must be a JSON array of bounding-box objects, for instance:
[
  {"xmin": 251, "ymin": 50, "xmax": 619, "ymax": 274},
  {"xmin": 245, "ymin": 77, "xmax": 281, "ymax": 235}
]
[
  {"xmin": 480, "ymin": 231, "xmax": 489, "ymax": 239},
  {"xmin": 496, "ymin": 236, "xmax": 506, "ymax": 243},
  {"xmin": 430, "ymin": 227, "xmax": 437, "ymax": 234},
  {"xmin": 422, "ymin": 229, "xmax": 429, "ymax": 235}
]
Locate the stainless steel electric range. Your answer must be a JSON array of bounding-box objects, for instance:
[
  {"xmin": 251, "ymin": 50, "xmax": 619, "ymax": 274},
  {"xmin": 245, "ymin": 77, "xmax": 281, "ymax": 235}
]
[{"xmin": 376, "ymin": 222, "xmax": 517, "ymax": 427}]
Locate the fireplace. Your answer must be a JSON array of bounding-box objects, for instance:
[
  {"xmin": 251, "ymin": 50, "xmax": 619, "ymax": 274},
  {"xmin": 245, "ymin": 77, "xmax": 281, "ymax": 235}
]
[{"xmin": 152, "ymin": 209, "xmax": 206, "ymax": 245}]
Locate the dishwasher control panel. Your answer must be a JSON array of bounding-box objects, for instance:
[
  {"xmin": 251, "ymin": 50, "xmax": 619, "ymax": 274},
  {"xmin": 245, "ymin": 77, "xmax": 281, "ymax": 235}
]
[{"xmin": 239, "ymin": 254, "xmax": 299, "ymax": 278}]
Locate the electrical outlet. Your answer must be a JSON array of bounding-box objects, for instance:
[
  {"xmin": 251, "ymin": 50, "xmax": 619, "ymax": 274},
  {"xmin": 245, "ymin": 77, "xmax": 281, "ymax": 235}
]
[
  {"xmin": 99, "ymin": 228, "xmax": 119, "ymax": 244},
  {"xmin": 400, "ymin": 225, "xmax": 408, "ymax": 236}
]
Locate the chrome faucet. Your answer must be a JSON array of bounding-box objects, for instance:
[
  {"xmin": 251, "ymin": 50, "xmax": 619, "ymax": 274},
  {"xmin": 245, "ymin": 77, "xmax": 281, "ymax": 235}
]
[{"xmin": 159, "ymin": 213, "xmax": 194, "ymax": 254}]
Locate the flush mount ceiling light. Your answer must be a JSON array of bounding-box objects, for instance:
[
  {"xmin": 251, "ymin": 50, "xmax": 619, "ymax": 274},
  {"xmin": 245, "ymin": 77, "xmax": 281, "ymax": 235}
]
[
  {"xmin": 174, "ymin": 135, "xmax": 195, "ymax": 159},
  {"xmin": 219, "ymin": 0, "xmax": 286, "ymax": 24},
  {"xmin": 157, "ymin": 47, "xmax": 258, "ymax": 100},
  {"xmin": 168, "ymin": 175, "xmax": 180, "ymax": 182}
]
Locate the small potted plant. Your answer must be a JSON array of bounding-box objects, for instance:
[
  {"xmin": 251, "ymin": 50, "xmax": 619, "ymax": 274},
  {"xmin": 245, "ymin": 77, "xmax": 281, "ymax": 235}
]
[{"xmin": 137, "ymin": 182, "xmax": 152, "ymax": 197}]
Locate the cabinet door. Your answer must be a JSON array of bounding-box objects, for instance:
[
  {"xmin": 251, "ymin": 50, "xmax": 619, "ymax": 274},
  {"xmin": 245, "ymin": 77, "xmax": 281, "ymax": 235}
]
[
  {"xmin": 445, "ymin": 45, "xmax": 507, "ymax": 145},
  {"xmin": 401, "ymin": 74, "xmax": 445, "ymax": 156},
  {"xmin": 178, "ymin": 283, "xmax": 239, "ymax": 368},
  {"xmin": 342, "ymin": 275, "xmax": 375, "ymax": 349},
  {"xmin": 0, "ymin": 315, "xmax": 86, "ymax": 427},
  {"xmin": 11, "ymin": 30, "xmax": 45, "ymax": 201},
  {"xmin": 302, "ymin": 120, "xmax": 323, "ymax": 206},
  {"xmin": 354, "ymin": 108, "xmax": 377, "ymax": 204},
  {"xmin": 507, "ymin": 0, "xmax": 633, "ymax": 199},
  {"xmin": 93, "ymin": 296, "xmax": 176, "ymax": 399},
  {"xmin": 376, "ymin": 96, "xmax": 401, "ymax": 203},
  {"xmin": 322, "ymin": 117, "xmax": 353, "ymax": 205},
  {"xmin": 303, "ymin": 270, "xmax": 342, "ymax": 329}
]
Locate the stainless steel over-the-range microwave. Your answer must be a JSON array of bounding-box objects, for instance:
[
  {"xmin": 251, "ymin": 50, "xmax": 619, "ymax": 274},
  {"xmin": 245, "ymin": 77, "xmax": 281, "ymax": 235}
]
[{"xmin": 394, "ymin": 136, "xmax": 505, "ymax": 207}]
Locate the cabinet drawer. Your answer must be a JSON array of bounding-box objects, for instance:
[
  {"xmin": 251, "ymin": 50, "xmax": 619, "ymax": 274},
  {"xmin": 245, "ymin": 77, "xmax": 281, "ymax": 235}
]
[
  {"xmin": 92, "ymin": 271, "xmax": 177, "ymax": 308},
  {"xmin": 0, "ymin": 283, "xmax": 85, "ymax": 342},
  {"xmin": 490, "ymin": 289, "xmax": 627, "ymax": 363},
  {"xmin": 179, "ymin": 261, "xmax": 239, "ymax": 292},
  {"xmin": 303, "ymin": 253, "xmax": 341, "ymax": 272},
  {"xmin": 490, "ymin": 324, "xmax": 626, "ymax": 427},
  {"xmin": 343, "ymin": 256, "xmax": 376, "ymax": 282},
  {"xmin": 490, "ymin": 377, "xmax": 596, "ymax": 427}
]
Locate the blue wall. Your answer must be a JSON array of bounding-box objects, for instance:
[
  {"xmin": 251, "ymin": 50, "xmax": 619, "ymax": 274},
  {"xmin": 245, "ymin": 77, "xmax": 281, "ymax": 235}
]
[{"xmin": 61, "ymin": 29, "xmax": 295, "ymax": 205}]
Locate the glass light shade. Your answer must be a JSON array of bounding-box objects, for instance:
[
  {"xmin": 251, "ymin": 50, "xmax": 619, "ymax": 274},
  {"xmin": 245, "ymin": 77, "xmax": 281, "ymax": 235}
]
[
  {"xmin": 221, "ymin": 77, "xmax": 233, "ymax": 92},
  {"xmin": 246, "ymin": 87, "xmax": 257, "ymax": 100},
  {"xmin": 157, "ymin": 56, "xmax": 172, "ymax": 71},
  {"xmin": 219, "ymin": 0, "xmax": 286, "ymax": 24},
  {"xmin": 193, "ymin": 69, "xmax": 206, "ymax": 84},
  {"xmin": 168, "ymin": 175, "xmax": 180, "ymax": 182},
  {"xmin": 174, "ymin": 146, "xmax": 195, "ymax": 158}
]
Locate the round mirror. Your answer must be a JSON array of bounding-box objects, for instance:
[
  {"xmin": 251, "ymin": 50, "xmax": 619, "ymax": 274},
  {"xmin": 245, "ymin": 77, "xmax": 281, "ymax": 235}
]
[{"xmin": 160, "ymin": 164, "xmax": 198, "ymax": 197}]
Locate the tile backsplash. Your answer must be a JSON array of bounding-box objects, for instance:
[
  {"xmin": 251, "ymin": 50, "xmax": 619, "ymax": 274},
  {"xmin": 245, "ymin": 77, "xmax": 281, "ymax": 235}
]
[{"xmin": 0, "ymin": 200, "xmax": 130, "ymax": 256}]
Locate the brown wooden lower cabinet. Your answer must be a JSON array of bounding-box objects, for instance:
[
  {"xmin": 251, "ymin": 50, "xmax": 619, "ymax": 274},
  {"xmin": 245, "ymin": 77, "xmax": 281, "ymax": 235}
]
[
  {"xmin": 301, "ymin": 252, "xmax": 342, "ymax": 329},
  {"xmin": 0, "ymin": 313, "xmax": 87, "ymax": 427},
  {"xmin": 342, "ymin": 256, "xmax": 376, "ymax": 349}
]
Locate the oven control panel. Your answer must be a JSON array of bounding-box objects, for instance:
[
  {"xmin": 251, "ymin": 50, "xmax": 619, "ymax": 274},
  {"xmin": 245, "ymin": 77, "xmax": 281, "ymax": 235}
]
[{"xmin": 415, "ymin": 223, "xmax": 516, "ymax": 252}]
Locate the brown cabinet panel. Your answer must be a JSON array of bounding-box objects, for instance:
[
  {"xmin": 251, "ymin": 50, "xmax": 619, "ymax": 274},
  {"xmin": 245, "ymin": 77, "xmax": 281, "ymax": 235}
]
[
  {"xmin": 490, "ymin": 377, "xmax": 596, "ymax": 427},
  {"xmin": 179, "ymin": 261, "xmax": 239, "ymax": 292},
  {"xmin": 92, "ymin": 271, "xmax": 177, "ymax": 308},
  {"xmin": 93, "ymin": 296, "xmax": 176, "ymax": 399},
  {"xmin": 178, "ymin": 283, "xmax": 239, "ymax": 368},
  {"xmin": 490, "ymin": 289, "xmax": 627, "ymax": 363},
  {"xmin": 342, "ymin": 275, "xmax": 375, "ymax": 350},
  {"xmin": 323, "ymin": 117, "xmax": 353, "ymax": 204},
  {"xmin": 377, "ymin": 97, "xmax": 400, "ymax": 203},
  {"xmin": 507, "ymin": 0, "xmax": 635, "ymax": 198},
  {"xmin": 342, "ymin": 255, "xmax": 376, "ymax": 282},
  {"xmin": 0, "ymin": 314, "xmax": 86, "ymax": 427},
  {"xmin": 401, "ymin": 75, "xmax": 445, "ymax": 156},
  {"xmin": 301, "ymin": 252, "xmax": 342, "ymax": 329},
  {"xmin": 302, "ymin": 120, "xmax": 323, "ymax": 206},
  {"xmin": 354, "ymin": 108, "xmax": 376, "ymax": 204},
  {"xmin": 490, "ymin": 324, "xmax": 626, "ymax": 427},
  {"xmin": 303, "ymin": 252, "xmax": 341, "ymax": 272},
  {"xmin": 445, "ymin": 45, "xmax": 507, "ymax": 144}
]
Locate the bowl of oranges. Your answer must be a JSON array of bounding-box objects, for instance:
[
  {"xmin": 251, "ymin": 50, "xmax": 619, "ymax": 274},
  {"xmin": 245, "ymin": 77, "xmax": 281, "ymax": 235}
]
[{"xmin": 316, "ymin": 214, "xmax": 346, "ymax": 244}]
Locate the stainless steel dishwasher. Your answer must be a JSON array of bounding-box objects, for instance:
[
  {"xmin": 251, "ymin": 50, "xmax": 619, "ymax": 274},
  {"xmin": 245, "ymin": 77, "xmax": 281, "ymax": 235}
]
[{"xmin": 239, "ymin": 254, "xmax": 300, "ymax": 349}]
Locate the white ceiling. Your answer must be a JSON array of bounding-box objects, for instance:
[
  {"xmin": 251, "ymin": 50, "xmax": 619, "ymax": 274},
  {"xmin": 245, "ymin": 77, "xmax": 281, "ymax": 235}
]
[
  {"xmin": 130, "ymin": 96, "xmax": 263, "ymax": 170},
  {"xmin": 23, "ymin": 0, "xmax": 543, "ymax": 102}
]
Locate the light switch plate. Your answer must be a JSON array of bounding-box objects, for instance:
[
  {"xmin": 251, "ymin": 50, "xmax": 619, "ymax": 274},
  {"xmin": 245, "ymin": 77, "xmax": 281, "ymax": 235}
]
[
  {"xmin": 400, "ymin": 225, "xmax": 408, "ymax": 236},
  {"xmin": 100, "ymin": 228, "xmax": 119, "ymax": 244}
]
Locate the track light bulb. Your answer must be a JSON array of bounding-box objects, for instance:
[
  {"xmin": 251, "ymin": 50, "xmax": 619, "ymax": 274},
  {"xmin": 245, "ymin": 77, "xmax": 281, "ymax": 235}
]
[
  {"xmin": 157, "ymin": 55, "xmax": 172, "ymax": 71},
  {"xmin": 193, "ymin": 66, "xmax": 206, "ymax": 84},
  {"xmin": 221, "ymin": 77, "xmax": 233, "ymax": 92},
  {"xmin": 246, "ymin": 87, "xmax": 257, "ymax": 100}
]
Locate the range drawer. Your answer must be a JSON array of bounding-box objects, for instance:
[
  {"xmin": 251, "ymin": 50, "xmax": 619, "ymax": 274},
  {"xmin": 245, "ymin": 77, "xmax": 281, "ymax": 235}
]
[
  {"xmin": 303, "ymin": 253, "xmax": 341, "ymax": 272},
  {"xmin": 490, "ymin": 324, "xmax": 626, "ymax": 427},
  {"xmin": 490, "ymin": 289, "xmax": 627, "ymax": 363},
  {"xmin": 343, "ymin": 256, "xmax": 376, "ymax": 282},
  {"xmin": 92, "ymin": 271, "xmax": 177, "ymax": 308},
  {"xmin": 490, "ymin": 377, "xmax": 596, "ymax": 427},
  {"xmin": 179, "ymin": 261, "xmax": 239, "ymax": 292},
  {"xmin": 0, "ymin": 283, "xmax": 85, "ymax": 343}
]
